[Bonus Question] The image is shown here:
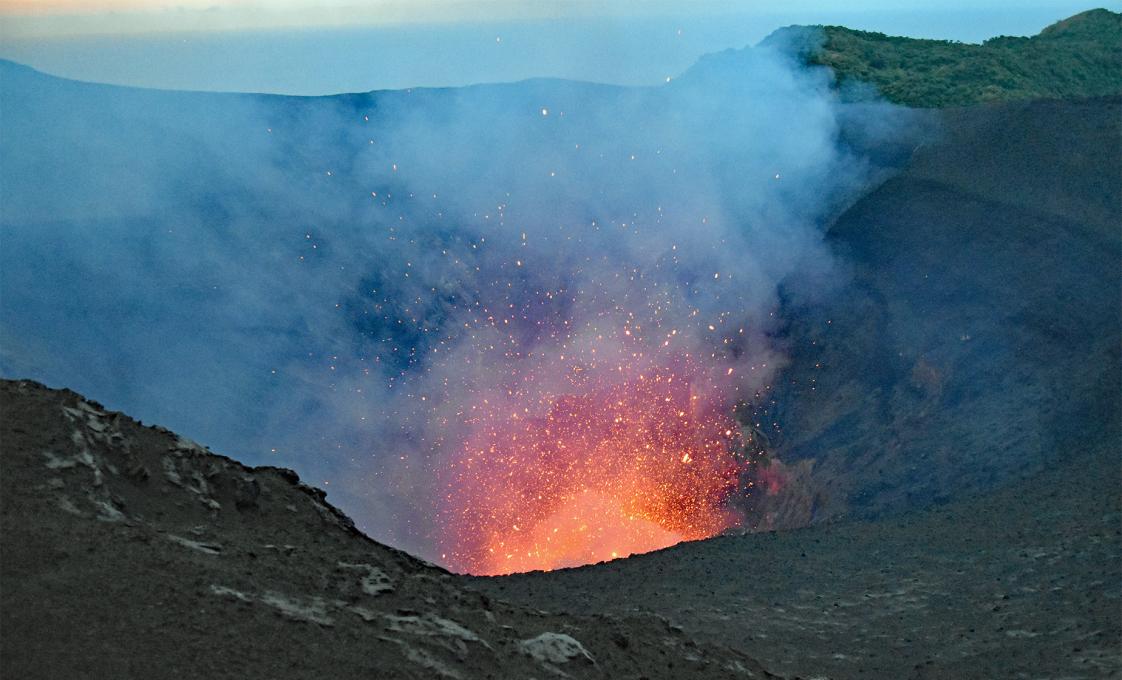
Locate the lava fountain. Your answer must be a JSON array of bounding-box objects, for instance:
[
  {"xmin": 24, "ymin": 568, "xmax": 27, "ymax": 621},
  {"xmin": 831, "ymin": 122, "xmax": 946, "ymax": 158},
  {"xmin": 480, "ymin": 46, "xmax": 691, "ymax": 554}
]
[
  {"xmin": 340, "ymin": 43, "xmax": 890, "ymax": 573},
  {"xmin": 439, "ymin": 354, "xmax": 749, "ymax": 575}
]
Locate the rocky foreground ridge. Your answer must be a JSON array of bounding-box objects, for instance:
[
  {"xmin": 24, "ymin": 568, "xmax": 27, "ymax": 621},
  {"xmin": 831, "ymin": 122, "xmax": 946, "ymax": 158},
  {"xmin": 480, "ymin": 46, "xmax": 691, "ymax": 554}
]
[
  {"xmin": 0, "ymin": 379, "xmax": 779, "ymax": 680},
  {"xmin": 2, "ymin": 374, "xmax": 1119, "ymax": 679}
]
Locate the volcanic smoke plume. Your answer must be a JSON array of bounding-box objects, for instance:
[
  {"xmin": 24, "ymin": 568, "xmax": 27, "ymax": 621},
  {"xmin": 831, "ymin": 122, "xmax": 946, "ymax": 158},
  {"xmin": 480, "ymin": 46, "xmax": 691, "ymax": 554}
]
[{"xmin": 0, "ymin": 39, "xmax": 915, "ymax": 570}]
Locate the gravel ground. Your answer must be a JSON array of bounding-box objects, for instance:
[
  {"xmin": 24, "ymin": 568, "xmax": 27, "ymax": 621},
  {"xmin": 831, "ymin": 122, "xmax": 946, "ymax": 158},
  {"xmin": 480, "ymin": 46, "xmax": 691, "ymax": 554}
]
[{"xmin": 0, "ymin": 379, "xmax": 777, "ymax": 680}]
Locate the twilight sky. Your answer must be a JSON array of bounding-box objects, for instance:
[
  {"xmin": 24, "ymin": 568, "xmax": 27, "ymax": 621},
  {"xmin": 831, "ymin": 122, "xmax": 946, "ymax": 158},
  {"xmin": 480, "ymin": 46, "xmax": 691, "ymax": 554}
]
[{"xmin": 0, "ymin": 2, "xmax": 1116, "ymax": 94}]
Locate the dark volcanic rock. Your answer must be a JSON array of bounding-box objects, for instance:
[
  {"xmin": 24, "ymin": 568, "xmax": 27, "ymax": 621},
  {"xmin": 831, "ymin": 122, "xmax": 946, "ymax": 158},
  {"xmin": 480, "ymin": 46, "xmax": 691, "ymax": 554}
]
[
  {"xmin": 0, "ymin": 379, "xmax": 779, "ymax": 680},
  {"xmin": 736, "ymin": 95, "xmax": 1122, "ymax": 530},
  {"xmin": 479, "ymin": 422, "xmax": 1122, "ymax": 679}
]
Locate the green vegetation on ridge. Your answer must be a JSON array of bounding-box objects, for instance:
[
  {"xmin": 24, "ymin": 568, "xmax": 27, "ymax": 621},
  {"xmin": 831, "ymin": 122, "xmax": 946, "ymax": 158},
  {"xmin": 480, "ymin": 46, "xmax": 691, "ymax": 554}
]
[{"xmin": 804, "ymin": 8, "xmax": 1122, "ymax": 107}]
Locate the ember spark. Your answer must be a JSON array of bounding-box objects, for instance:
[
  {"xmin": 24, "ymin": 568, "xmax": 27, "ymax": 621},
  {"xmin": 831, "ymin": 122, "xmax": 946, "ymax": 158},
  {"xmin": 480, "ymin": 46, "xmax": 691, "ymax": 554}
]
[{"xmin": 440, "ymin": 356, "xmax": 747, "ymax": 575}]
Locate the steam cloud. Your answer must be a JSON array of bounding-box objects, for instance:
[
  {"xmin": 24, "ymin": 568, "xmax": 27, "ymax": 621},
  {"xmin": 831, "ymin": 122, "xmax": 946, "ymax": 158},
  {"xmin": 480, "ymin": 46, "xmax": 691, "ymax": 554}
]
[{"xmin": 0, "ymin": 38, "xmax": 916, "ymax": 564}]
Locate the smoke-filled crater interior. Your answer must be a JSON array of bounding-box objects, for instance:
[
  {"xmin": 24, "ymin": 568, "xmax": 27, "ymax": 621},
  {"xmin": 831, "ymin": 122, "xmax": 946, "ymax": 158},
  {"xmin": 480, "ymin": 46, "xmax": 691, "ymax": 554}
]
[{"xmin": 0, "ymin": 40, "xmax": 917, "ymax": 575}]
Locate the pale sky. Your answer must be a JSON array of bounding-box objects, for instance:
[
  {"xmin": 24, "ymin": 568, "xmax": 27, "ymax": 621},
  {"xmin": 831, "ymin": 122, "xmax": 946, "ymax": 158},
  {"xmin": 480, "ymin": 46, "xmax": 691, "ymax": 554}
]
[
  {"xmin": 3, "ymin": 1, "xmax": 585, "ymax": 36},
  {"xmin": 4, "ymin": 0, "xmax": 1114, "ymax": 37},
  {"xmin": 0, "ymin": 1, "xmax": 1115, "ymax": 93}
]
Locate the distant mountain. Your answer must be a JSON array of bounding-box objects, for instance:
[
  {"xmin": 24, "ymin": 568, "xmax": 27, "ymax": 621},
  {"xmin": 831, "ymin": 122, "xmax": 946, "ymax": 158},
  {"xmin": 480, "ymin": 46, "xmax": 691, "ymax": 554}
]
[{"xmin": 767, "ymin": 8, "xmax": 1122, "ymax": 107}]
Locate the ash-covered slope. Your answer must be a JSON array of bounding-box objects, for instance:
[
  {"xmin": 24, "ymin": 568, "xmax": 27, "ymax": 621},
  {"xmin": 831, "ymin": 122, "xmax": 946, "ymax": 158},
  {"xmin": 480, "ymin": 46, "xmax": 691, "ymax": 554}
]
[
  {"xmin": 0, "ymin": 379, "xmax": 778, "ymax": 680},
  {"xmin": 480, "ymin": 433, "xmax": 1120, "ymax": 679},
  {"xmin": 735, "ymin": 95, "xmax": 1121, "ymax": 531}
]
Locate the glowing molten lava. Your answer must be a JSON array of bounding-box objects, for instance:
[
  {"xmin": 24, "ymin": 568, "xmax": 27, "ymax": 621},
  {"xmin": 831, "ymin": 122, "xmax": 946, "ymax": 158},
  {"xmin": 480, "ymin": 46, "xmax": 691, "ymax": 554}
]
[{"xmin": 440, "ymin": 361, "xmax": 747, "ymax": 575}]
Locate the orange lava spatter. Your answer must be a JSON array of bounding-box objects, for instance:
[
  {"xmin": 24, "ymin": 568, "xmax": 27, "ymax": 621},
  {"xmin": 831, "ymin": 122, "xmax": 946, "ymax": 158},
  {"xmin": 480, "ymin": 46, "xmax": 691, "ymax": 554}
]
[{"xmin": 440, "ymin": 360, "xmax": 747, "ymax": 575}]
